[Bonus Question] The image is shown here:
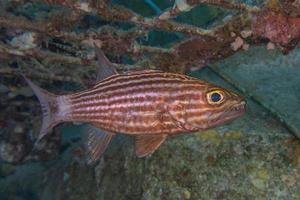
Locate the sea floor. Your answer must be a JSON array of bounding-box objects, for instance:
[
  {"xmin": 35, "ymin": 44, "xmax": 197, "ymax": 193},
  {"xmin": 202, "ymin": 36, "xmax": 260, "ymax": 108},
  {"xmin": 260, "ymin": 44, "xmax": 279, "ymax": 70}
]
[{"xmin": 1, "ymin": 45, "xmax": 300, "ymax": 200}]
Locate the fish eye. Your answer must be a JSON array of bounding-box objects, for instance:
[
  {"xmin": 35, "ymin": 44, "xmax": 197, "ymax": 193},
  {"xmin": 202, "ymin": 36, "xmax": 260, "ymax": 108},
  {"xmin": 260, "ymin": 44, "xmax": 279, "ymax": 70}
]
[{"xmin": 206, "ymin": 90, "xmax": 224, "ymax": 105}]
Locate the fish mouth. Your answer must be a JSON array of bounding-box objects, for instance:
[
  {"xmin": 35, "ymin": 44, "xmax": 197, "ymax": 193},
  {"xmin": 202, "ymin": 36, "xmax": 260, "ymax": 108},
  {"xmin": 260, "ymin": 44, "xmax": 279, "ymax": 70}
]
[
  {"xmin": 193, "ymin": 101, "xmax": 246, "ymax": 130},
  {"xmin": 212, "ymin": 101, "xmax": 246, "ymax": 127},
  {"xmin": 217, "ymin": 101, "xmax": 246, "ymax": 125},
  {"xmin": 230, "ymin": 101, "xmax": 246, "ymax": 116}
]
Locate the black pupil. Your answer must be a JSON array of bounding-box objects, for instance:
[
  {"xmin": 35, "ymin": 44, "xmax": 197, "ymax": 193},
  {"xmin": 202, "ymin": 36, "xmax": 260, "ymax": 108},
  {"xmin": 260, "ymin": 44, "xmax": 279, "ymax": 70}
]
[{"xmin": 211, "ymin": 93, "xmax": 221, "ymax": 102}]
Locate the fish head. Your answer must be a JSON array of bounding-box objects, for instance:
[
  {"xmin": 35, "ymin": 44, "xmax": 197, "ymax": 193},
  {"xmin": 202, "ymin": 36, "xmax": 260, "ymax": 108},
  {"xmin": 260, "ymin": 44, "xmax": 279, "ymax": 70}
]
[{"xmin": 190, "ymin": 83, "xmax": 246, "ymax": 130}]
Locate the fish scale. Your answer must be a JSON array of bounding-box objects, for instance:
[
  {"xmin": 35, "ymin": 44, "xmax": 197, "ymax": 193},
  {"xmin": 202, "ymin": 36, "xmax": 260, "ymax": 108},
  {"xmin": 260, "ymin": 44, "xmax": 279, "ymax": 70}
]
[{"xmin": 66, "ymin": 71, "xmax": 208, "ymax": 135}]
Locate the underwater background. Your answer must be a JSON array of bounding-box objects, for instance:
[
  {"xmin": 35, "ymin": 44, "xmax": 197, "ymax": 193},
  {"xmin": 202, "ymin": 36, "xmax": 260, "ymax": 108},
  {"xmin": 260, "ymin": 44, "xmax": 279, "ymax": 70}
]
[{"xmin": 1, "ymin": 0, "xmax": 300, "ymax": 199}]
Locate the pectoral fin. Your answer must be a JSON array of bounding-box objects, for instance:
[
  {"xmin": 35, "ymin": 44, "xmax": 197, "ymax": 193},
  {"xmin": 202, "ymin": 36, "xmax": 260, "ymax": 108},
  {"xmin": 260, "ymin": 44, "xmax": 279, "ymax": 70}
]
[
  {"xmin": 83, "ymin": 124, "xmax": 115, "ymax": 165},
  {"xmin": 135, "ymin": 134, "xmax": 167, "ymax": 157},
  {"xmin": 167, "ymin": 102, "xmax": 197, "ymax": 132}
]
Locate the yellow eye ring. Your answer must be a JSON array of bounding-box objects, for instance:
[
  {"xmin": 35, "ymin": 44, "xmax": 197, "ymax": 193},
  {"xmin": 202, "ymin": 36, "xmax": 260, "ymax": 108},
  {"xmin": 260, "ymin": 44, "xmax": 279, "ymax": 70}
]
[{"xmin": 206, "ymin": 90, "xmax": 224, "ymax": 105}]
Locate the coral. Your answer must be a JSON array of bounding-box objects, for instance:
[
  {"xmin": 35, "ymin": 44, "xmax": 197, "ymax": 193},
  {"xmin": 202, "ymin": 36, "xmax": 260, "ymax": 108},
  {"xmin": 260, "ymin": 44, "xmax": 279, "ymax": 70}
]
[
  {"xmin": 252, "ymin": 10, "xmax": 300, "ymax": 49},
  {"xmin": 0, "ymin": 0, "xmax": 298, "ymax": 83}
]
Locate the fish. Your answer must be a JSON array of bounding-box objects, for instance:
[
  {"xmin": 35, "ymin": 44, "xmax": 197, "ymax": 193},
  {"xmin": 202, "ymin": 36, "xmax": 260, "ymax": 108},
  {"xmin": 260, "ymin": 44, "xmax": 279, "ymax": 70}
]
[{"xmin": 23, "ymin": 45, "xmax": 246, "ymax": 164}]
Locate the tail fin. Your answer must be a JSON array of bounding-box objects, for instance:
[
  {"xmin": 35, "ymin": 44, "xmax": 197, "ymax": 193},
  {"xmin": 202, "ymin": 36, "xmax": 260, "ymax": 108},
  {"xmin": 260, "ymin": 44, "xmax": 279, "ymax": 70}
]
[{"xmin": 22, "ymin": 75, "xmax": 61, "ymax": 141}]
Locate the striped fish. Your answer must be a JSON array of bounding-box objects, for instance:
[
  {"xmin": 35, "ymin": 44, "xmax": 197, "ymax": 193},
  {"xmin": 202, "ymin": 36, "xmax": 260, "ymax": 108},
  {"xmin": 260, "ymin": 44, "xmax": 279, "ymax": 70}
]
[{"xmin": 23, "ymin": 46, "xmax": 245, "ymax": 164}]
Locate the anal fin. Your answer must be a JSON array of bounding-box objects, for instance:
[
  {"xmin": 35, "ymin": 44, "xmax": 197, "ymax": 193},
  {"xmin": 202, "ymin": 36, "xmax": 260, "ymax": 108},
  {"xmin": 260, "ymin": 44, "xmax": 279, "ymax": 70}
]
[
  {"xmin": 84, "ymin": 124, "xmax": 115, "ymax": 165},
  {"xmin": 135, "ymin": 134, "xmax": 167, "ymax": 158}
]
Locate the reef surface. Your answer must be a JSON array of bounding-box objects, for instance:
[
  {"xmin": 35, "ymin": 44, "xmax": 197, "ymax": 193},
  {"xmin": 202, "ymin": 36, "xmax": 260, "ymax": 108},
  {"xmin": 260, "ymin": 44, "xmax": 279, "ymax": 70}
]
[{"xmin": 1, "ymin": 46, "xmax": 300, "ymax": 199}]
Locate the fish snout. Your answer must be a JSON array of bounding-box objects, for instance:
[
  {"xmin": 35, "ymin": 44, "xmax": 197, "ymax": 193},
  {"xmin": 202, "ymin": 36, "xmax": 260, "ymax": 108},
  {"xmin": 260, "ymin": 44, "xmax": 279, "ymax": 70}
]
[{"xmin": 231, "ymin": 100, "xmax": 246, "ymax": 115}]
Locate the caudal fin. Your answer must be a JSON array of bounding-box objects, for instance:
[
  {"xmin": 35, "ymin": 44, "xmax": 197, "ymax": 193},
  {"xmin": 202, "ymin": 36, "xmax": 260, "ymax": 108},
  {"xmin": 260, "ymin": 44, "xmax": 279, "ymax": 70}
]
[{"xmin": 22, "ymin": 75, "xmax": 61, "ymax": 141}]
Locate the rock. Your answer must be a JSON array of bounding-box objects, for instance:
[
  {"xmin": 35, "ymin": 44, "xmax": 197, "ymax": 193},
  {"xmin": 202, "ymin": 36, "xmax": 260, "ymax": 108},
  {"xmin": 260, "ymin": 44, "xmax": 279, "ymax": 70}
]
[
  {"xmin": 16, "ymin": 87, "xmax": 34, "ymax": 97},
  {"xmin": 281, "ymin": 174, "xmax": 296, "ymax": 187},
  {"xmin": 0, "ymin": 142, "xmax": 26, "ymax": 163},
  {"xmin": 63, "ymin": 172, "xmax": 70, "ymax": 182},
  {"xmin": 0, "ymin": 163, "xmax": 16, "ymax": 177},
  {"xmin": 14, "ymin": 125, "xmax": 24, "ymax": 134},
  {"xmin": 0, "ymin": 84, "xmax": 9, "ymax": 94},
  {"xmin": 211, "ymin": 45, "xmax": 300, "ymax": 139}
]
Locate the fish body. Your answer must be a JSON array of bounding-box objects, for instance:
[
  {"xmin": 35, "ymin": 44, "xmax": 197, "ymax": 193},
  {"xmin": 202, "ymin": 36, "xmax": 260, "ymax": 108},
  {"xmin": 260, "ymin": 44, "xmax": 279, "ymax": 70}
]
[
  {"xmin": 23, "ymin": 46, "xmax": 245, "ymax": 164},
  {"xmin": 65, "ymin": 71, "xmax": 244, "ymax": 135}
]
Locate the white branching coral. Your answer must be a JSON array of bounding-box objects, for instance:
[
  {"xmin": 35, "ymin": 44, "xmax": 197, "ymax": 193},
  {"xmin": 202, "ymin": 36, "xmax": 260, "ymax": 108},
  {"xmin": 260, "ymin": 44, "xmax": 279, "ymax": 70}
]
[
  {"xmin": 159, "ymin": 0, "xmax": 194, "ymax": 20},
  {"xmin": 9, "ymin": 32, "xmax": 37, "ymax": 50},
  {"xmin": 175, "ymin": 0, "xmax": 193, "ymax": 12},
  {"xmin": 75, "ymin": 2, "xmax": 92, "ymax": 12}
]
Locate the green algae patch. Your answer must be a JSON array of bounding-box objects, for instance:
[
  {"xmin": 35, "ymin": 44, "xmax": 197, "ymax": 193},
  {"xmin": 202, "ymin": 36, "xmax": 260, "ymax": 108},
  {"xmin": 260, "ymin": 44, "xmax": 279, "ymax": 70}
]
[
  {"xmin": 256, "ymin": 169, "xmax": 270, "ymax": 180},
  {"xmin": 183, "ymin": 189, "xmax": 191, "ymax": 199},
  {"xmin": 251, "ymin": 179, "xmax": 266, "ymax": 190},
  {"xmin": 195, "ymin": 130, "xmax": 222, "ymax": 146},
  {"xmin": 250, "ymin": 168, "xmax": 270, "ymax": 190},
  {"xmin": 223, "ymin": 130, "xmax": 243, "ymax": 139}
]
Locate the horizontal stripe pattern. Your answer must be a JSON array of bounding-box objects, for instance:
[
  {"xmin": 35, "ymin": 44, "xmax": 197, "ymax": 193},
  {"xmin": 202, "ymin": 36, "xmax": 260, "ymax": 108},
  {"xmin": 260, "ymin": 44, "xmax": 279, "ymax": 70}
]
[{"xmin": 66, "ymin": 71, "xmax": 222, "ymax": 135}]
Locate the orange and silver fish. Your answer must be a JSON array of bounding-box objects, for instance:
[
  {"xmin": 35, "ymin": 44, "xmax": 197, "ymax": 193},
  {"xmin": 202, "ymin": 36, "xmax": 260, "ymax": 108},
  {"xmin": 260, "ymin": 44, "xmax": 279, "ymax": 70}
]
[{"xmin": 23, "ymin": 46, "xmax": 246, "ymax": 164}]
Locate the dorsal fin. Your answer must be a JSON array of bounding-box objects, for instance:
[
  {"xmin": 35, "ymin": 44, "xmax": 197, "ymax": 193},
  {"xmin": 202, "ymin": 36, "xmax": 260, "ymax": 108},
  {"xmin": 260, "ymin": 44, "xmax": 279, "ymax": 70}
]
[
  {"xmin": 135, "ymin": 134, "xmax": 167, "ymax": 157},
  {"xmin": 94, "ymin": 44, "xmax": 118, "ymax": 82},
  {"xmin": 83, "ymin": 124, "xmax": 115, "ymax": 165}
]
